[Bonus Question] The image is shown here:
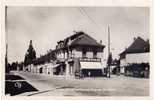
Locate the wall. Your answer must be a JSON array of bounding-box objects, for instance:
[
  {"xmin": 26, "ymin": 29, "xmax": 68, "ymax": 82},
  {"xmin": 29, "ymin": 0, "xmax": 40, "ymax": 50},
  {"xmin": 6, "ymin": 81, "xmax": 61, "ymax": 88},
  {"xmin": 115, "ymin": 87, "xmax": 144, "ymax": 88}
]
[
  {"xmin": 28, "ymin": 63, "xmax": 54, "ymax": 75},
  {"xmin": 86, "ymin": 52, "xmax": 93, "ymax": 58},
  {"xmin": 120, "ymin": 59, "xmax": 127, "ymax": 66},
  {"xmin": 120, "ymin": 52, "xmax": 149, "ymax": 74},
  {"xmin": 97, "ymin": 52, "xmax": 103, "ymax": 59},
  {"xmin": 73, "ymin": 49, "xmax": 103, "ymax": 59},
  {"xmin": 73, "ymin": 49, "xmax": 82, "ymax": 58},
  {"xmin": 126, "ymin": 53, "xmax": 149, "ymax": 64}
]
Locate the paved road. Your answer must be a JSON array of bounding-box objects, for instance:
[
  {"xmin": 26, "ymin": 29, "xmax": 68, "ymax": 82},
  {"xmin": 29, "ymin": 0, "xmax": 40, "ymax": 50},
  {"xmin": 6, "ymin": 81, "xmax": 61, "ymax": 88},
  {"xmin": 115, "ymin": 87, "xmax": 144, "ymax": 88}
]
[{"xmin": 11, "ymin": 71, "xmax": 149, "ymax": 96}]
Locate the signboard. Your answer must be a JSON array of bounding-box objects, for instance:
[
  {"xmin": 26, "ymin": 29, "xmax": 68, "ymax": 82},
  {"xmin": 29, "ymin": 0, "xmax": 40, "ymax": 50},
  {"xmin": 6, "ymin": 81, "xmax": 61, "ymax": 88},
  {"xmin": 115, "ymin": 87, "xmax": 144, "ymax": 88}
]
[{"xmin": 80, "ymin": 61, "xmax": 103, "ymax": 69}]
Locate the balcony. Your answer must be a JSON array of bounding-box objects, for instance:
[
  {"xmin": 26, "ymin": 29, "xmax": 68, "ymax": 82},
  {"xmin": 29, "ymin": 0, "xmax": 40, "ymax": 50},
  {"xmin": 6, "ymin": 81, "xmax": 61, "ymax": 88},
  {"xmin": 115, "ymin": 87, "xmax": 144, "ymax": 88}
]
[
  {"xmin": 56, "ymin": 53, "xmax": 101, "ymax": 62},
  {"xmin": 79, "ymin": 57, "xmax": 101, "ymax": 62}
]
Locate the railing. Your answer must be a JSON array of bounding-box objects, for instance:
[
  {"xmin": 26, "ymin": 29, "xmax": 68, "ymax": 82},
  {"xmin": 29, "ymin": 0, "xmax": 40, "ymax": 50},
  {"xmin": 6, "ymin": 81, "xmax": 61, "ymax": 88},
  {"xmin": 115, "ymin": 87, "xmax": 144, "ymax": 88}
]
[
  {"xmin": 56, "ymin": 54, "xmax": 101, "ymax": 62},
  {"xmin": 79, "ymin": 57, "xmax": 101, "ymax": 62}
]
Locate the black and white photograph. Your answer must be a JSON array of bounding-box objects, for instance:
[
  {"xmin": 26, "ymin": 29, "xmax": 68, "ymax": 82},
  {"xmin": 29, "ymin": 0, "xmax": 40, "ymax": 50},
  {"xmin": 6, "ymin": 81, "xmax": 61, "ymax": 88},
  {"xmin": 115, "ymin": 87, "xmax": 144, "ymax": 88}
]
[{"xmin": 5, "ymin": 6, "xmax": 150, "ymax": 96}]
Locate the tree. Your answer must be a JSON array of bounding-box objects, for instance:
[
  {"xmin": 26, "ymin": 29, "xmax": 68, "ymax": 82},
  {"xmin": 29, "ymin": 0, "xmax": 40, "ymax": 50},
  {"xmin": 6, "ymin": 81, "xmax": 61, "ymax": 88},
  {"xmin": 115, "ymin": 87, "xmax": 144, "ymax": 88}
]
[
  {"xmin": 11, "ymin": 61, "xmax": 18, "ymax": 70},
  {"xmin": 49, "ymin": 50, "xmax": 56, "ymax": 61},
  {"xmin": 18, "ymin": 61, "xmax": 24, "ymax": 70},
  {"xmin": 24, "ymin": 40, "xmax": 36, "ymax": 66}
]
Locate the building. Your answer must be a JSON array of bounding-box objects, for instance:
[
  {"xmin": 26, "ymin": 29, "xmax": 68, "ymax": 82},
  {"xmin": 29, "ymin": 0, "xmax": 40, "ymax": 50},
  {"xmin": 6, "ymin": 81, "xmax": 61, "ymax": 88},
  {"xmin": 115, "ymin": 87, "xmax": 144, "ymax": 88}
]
[
  {"xmin": 27, "ymin": 31, "xmax": 105, "ymax": 77},
  {"xmin": 52, "ymin": 31, "xmax": 105, "ymax": 77},
  {"xmin": 119, "ymin": 37, "xmax": 150, "ymax": 77}
]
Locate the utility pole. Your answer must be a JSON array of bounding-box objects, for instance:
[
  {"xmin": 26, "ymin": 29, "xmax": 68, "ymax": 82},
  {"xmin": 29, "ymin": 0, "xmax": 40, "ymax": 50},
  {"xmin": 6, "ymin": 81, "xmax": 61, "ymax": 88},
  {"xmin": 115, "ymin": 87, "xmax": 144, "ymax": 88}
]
[
  {"xmin": 5, "ymin": 44, "xmax": 9, "ymax": 73},
  {"xmin": 5, "ymin": 6, "xmax": 9, "ymax": 73},
  {"xmin": 108, "ymin": 26, "xmax": 111, "ymax": 78}
]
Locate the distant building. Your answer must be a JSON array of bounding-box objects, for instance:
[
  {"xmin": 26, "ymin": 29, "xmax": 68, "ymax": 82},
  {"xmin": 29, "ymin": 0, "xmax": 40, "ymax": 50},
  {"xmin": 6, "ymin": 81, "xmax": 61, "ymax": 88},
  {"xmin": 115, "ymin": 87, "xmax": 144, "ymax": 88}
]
[
  {"xmin": 52, "ymin": 31, "xmax": 105, "ymax": 77},
  {"xmin": 119, "ymin": 37, "xmax": 150, "ymax": 77}
]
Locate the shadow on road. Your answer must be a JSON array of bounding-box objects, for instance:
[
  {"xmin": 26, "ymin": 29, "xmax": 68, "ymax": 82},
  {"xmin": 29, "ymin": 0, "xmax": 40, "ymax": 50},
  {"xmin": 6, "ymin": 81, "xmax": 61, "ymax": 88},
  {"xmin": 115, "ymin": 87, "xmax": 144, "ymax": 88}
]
[{"xmin": 5, "ymin": 74, "xmax": 38, "ymax": 96}]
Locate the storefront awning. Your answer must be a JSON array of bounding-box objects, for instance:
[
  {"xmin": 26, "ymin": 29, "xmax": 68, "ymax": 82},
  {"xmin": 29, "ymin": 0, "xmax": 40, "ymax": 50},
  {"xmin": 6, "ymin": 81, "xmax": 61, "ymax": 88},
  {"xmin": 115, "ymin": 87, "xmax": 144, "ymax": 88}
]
[{"xmin": 80, "ymin": 61, "xmax": 103, "ymax": 69}]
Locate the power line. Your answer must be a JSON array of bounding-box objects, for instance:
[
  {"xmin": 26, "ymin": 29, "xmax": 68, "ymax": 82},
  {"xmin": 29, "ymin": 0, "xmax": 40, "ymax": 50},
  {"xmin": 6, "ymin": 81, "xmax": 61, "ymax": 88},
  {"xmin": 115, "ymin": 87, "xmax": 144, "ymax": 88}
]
[
  {"xmin": 78, "ymin": 7, "xmax": 104, "ymax": 33},
  {"xmin": 78, "ymin": 7, "xmax": 112, "ymax": 78}
]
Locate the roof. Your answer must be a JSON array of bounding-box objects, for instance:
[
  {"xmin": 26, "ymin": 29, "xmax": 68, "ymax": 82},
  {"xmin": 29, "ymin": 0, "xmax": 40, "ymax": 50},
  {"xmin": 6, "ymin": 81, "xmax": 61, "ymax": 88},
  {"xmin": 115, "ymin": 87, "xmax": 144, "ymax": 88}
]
[
  {"xmin": 56, "ymin": 31, "xmax": 105, "ymax": 50},
  {"xmin": 120, "ymin": 37, "xmax": 150, "ymax": 58},
  {"xmin": 71, "ymin": 33, "xmax": 104, "ymax": 47}
]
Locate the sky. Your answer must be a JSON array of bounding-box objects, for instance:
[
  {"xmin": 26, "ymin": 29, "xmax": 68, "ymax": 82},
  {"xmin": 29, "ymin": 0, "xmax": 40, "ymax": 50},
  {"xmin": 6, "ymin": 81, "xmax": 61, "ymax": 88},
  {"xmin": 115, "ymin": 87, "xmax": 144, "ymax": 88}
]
[{"xmin": 6, "ymin": 7, "xmax": 149, "ymax": 63}]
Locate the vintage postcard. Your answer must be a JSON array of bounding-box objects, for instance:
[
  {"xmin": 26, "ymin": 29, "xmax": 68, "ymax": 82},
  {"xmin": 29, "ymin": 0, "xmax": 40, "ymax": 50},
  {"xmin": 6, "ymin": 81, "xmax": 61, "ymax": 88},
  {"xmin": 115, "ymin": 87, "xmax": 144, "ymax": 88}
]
[{"xmin": 1, "ymin": 0, "xmax": 154, "ymax": 100}]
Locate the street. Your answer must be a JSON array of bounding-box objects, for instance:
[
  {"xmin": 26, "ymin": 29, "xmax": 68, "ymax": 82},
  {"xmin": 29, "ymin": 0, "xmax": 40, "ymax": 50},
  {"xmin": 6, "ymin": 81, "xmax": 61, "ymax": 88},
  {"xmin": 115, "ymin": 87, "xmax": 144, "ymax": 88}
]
[{"xmin": 8, "ymin": 71, "xmax": 149, "ymax": 96}]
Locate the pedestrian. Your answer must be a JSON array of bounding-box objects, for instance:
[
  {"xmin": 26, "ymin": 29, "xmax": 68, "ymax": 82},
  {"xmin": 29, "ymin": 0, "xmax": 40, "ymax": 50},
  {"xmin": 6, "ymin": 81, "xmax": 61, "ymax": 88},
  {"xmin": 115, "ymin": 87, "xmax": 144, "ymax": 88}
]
[{"xmin": 88, "ymin": 71, "xmax": 91, "ymax": 77}]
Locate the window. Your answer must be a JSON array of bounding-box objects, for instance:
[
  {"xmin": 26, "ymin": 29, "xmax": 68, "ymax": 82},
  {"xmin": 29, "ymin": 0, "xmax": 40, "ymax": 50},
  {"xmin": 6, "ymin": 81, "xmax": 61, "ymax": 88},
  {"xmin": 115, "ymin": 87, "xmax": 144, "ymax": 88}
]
[
  {"xmin": 82, "ymin": 51, "xmax": 87, "ymax": 58},
  {"xmin": 93, "ymin": 51, "xmax": 97, "ymax": 58}
]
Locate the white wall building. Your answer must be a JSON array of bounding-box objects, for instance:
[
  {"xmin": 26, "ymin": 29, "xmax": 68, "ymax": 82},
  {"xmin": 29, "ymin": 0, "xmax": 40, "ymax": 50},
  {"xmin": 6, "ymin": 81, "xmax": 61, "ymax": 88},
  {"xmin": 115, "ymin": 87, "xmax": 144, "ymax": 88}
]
[
  {"xmin": 119, "ymin": 37, "xmax": 150, "ymax": 74},
  {"xmin": 52, "ymin": 31, "xmax": 106, "ymax": 77}
]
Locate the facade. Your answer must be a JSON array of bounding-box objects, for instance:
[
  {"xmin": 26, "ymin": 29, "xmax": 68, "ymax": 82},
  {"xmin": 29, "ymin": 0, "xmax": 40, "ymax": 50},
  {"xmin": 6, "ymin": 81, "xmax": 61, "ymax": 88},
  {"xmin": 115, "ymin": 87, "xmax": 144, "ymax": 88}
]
[
  {"xmin": 26, "ymin": 31, "xmax": 105, "ymax": 77},
  {"xmin": 26, "ymin": 63, "xmax": 53, "ymax": 75},
  {"xmin": 119, "ymin": 37, "xmax": 150, "ymax": 77},
  {"xmin": 52, "ymin": 31, "xmax": 105, "ymax": 77}
]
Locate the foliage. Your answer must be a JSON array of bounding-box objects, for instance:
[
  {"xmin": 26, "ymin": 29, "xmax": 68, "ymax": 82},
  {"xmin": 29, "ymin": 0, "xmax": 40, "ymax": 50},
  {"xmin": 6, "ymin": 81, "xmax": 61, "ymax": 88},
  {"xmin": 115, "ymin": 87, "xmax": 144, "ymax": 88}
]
[{"xmin": 24, "ymin": 40, "xmax": 36, "ymax": 66}]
